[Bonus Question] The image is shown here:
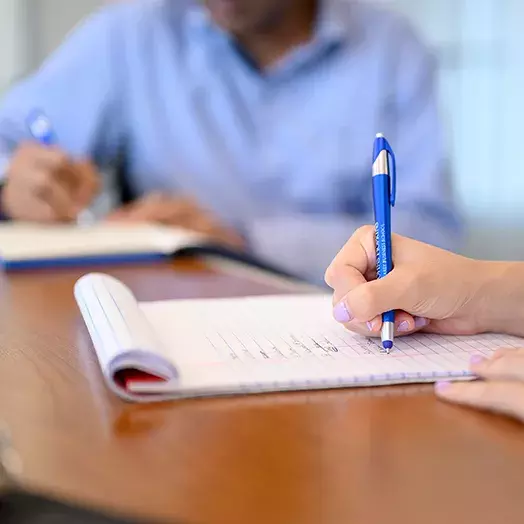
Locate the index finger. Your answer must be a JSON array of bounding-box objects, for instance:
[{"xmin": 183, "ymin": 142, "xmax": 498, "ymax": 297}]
[
  {"xmin": 435, "ymin": 380, "xmax": 524, "ymax": 422},
  {"xmin": 22, "ymin": 143, "xmax": 70, "ymax": 172},
  {"xmin": 470, "ymin": 350, "xmax": 524, "ymax": 383},
  {"xmin": 324, "ymin": 225, "xmax": 377, "ymax": 302},
  {"xmin": 71, "ymin": 160, "xmax": 100, "ymax": 208}
]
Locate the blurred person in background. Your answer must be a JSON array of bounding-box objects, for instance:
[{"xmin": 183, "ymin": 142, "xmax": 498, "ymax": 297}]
[{"xmin": 0, "ymin": 0, "xmax": 461, "ymax": 284}]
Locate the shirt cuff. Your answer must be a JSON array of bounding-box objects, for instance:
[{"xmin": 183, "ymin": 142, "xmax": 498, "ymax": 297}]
[
  {"xmin": 0, "ymin": 155, "xmax": 10, "ymax": 182},
  {"xmin": 0, "ymin": 156, "xmax": 11, "ymax": 220}
]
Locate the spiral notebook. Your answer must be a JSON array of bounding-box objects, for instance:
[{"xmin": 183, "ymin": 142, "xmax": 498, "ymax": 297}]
[{"xmin": 74, "ymin": 273, "xmax": 524, "ymax": 402}]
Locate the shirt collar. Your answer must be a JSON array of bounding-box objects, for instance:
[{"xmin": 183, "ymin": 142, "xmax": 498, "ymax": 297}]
[
  {"xmin": 185, "ymin": 0, "xmax": 351, "ymax": 46},
  {"xmin": 314, "ymin": 0, "xmax": 351, "ymax": 48},
  {"xmin": 185, "ymin": 1, "xmax": 214, "ymax": 35}
]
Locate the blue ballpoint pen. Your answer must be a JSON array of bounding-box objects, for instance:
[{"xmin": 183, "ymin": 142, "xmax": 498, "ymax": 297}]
[
  {"xmin": 27, "ymin": 111, "xmax": 95, "ymax": 225},
  {"xmin": 372, "ymin": 132, "xmax": 396, "ymax": 353},
  {"xmin": 27, "ymin": 111, "xmax": 55, "ymax": 146}
]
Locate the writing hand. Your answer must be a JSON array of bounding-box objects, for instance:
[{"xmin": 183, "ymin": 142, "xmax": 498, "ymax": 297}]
[
  {"xmin": 1, "ymin": 142, "xmax": 100, "ymax": 222},
  {"xmin": 107, "ymin": 192, "xmax": 246, "ymax": 250},
  {"xmin": 325, "ymin": 225, "xmax": 490, "ymax": 338}
]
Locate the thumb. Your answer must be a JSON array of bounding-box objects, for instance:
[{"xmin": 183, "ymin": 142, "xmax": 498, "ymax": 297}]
[
  {"xmin": 335, "ymin": 269, "xmax": 412, "ymax": 323},
  {"xmin": 74, "ymin": 160, "xmax": 100, "ymax": 207}
]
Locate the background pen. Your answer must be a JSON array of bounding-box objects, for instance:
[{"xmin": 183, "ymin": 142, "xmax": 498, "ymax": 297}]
[
  {"xmin": 27, "ymin": 111, "xmax": 96, "ymax": 225},
  {"xmin": 372, "ymin": 132, "xmax": 396, "ymax": 352}
]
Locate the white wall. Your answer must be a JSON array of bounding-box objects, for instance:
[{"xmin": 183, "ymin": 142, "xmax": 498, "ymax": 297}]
[
  {"xmin": 26, "ymin": 0, "xmax": 105, "ymax": 68},
  {"xmin": 368, "ymin": 0, "xmax": 524, "ymax": 259},
  {"xmin": 0, "ymin": 0, "xmax": 30, "ymax": 93}
]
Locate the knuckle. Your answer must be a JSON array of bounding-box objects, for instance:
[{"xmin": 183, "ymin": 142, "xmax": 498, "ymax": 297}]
[
  {"xmin": 410, "ymin": 268, "xmax": 427, "ymax": 289},
  {"xmin": 34, "ymin": 169, "xmax": 51, "ymax": 187},
  {"xmin": 469, "ymin": 382, "xmax": 512, "ymax": 409},
  {"xmin": 50, "ymin": 152, "xmax": 68, "ymax": 169},
  {"xmin": 10, "ymin": 146, "xmax": 34, "ymax": 173},
  {"xmin": 487, "ymin": 355, "xmax": 511, "ymax": 374},
  {"xmin": 32, "ymin": 171, "xmax": 53, "ymax": 197},
  {"xmin": 356, "ymin": 225, "xmax": 375, "ymax": 237},
  {"xmin": 17, "ymin": 141, "xmax": 37, "ymax": 155},
  {"xmin": 324, "ymin": 263, "xmax": 339, "ymax": 288},
  {"xmin": 484, "ymin": 354, "xmax": 524, "ymax": 382},
  {"xmin": 355, "ymin": 225, "xmax": 376, "ymax": 246},
  {"xmin": 474, "ymin": 382, "xmax": 494, "ymax": 403},
  {"xmin": 343, "ymin": 322, "xmax": 369, "ymax": 337}
]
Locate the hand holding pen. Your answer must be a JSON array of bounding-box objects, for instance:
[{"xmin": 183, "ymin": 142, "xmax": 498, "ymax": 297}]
[{"xmin": 0, "ymin": 111, "xmax": 99, "ymax": 223}]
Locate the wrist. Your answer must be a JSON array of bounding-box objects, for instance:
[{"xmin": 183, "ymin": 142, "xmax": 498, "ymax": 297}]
[
  {"xmin": 0, "ymin": 183, "xmax": 11, "ymax": 221},
  {"xmin": 475, "ymin": 261, "xmax": 524, "ymax": 335}
]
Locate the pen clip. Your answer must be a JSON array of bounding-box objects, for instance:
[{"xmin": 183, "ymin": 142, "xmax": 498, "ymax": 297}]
[{"xmin": 384, "ymin": 142, "xmax": 396, "ymax": 207}]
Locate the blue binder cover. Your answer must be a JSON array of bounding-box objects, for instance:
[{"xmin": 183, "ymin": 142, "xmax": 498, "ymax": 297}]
[{"xmin": 1, "ymin": 243, "xmax": 305, "ymax": 284}]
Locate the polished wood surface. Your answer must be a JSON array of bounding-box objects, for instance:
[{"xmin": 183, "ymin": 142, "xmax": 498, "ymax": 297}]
[{"xmin": 0, "ymin": 259, "xmax": 524, "ymax": 524}]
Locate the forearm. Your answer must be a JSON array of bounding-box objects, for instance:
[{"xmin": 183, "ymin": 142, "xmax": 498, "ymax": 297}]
[{"xmin": 477, "ymin": 261, "xmax": 524, "ymax": 337}]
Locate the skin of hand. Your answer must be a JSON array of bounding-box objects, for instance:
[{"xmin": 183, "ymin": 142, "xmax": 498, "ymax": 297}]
[
  {"xmin": 107, "ymin": 192, "xmax": 246, "ymax": 250},
  {"xmin": 0, "ymin": 142, "xmax": 100, "ymax": 222},
  {"xmin": 436, "ymin": 349, "xmax": 524, "ymax": 423},
  {"xmin": 324, "ymin": 225, "xmax": 493, "ymax": 337},
  {"xmin": 325, "ymin": 225, "xmax": 524, "ymax": 422}
]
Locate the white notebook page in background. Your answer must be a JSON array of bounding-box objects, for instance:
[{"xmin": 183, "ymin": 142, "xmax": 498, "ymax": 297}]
[
  {"xmin": 139, "ymin": 295, "xmax": 524, "ymax": 392},
  {"xmin": 0, "ymin": 223, "xmax": 202, "ymax": 259}
]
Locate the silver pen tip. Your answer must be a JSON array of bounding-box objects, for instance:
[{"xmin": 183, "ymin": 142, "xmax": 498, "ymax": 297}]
[{"xmin": 375, "ymin": 132, "xmax": 384, "ymax": 138}]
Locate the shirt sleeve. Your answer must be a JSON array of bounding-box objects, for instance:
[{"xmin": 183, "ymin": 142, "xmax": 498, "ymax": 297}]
[
  {"xmin": 244, "ymin": 19, "xmax": 463, "ymax": 285},
  {"xmin": 0, "ymin": 4, "xmax": 127, "ymax": 169}
]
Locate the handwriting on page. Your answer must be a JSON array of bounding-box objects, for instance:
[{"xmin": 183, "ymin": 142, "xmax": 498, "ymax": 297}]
[
  {"xmin": 197, "ymin": 298, "xmax": 523, "ymax": 367},
  {"xmin": 204, "ymin": 330, "xmax": 376, "ymax": 361},
  {"xmin": 204, "ymin": 329, "xmax": 523, "ymax": 363},
  {"xmin": 142, "ymin": 296, "xmax": 524, "ymax": 383}
]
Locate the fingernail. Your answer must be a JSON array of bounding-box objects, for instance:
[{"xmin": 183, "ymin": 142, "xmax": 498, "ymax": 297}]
[
  {"xmin": 415, "ymin": 317, "xmax": 429, "ymax": 329},
  {"xmin": 435, "ymin": 381, "xmax": 451, "ymax": 393},
  {"xmin": 367, "ymin": 321, "xmax": 374, "ymax": 331},
  {"xmin": 470, "ymin": 354, "xmax": 486, "ymax": 366},
  {"xmin": 398, "ymin": 321, "xmax": 410, "ymax": 333},
  {"xmin": 333, "ymin": 301, "xmax": 352, "ymax": 323}
]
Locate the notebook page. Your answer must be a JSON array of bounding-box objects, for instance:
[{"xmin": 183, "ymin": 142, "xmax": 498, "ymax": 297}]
[
  {"xmin": 74, "ymin": 273, "xmax": 177, "ymax": 384},
  {"xmin": 137, "ymin": 294, "xmax": 524, "ymax": 395},
  {"xmin": 0, "ymin": 222, "xmax": 203, "ymax": 260}
]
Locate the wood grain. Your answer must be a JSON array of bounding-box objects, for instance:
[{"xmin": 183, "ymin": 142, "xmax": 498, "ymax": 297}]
[{"xmin": 0, "ymin": 259, "xmax": 523, "ymax": 524}]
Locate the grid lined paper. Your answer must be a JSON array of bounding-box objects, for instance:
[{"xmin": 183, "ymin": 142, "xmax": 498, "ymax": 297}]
[{"xmin": 141, "ymin": 295, "xmax": 524, "ymax": 393}]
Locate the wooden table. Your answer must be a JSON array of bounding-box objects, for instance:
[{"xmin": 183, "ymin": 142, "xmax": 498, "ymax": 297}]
[{"xmin": 0, "ymin": 259, "xmax": 523, "ymax": 524}]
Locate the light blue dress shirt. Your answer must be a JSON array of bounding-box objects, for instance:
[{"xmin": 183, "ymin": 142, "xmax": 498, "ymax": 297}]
[{"xmin": 0, "ymin": 0, "xmax": 461, "ymax": 283}]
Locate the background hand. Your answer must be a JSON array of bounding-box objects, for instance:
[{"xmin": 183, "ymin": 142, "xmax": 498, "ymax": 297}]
[
  {"xmin": 107, "ymin": 192, "xmax": 246, "ymax": 250},
  {"xmin": 325, "ymin": 225, "xmax": 490, "ymax": 338},
  {"xmin": 1, "ymin": 142, "xmax": 99, "ymax": 222},
  {"xmin": 436, "ymin": 348, "xmax": 524, "ymax": 423}
]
